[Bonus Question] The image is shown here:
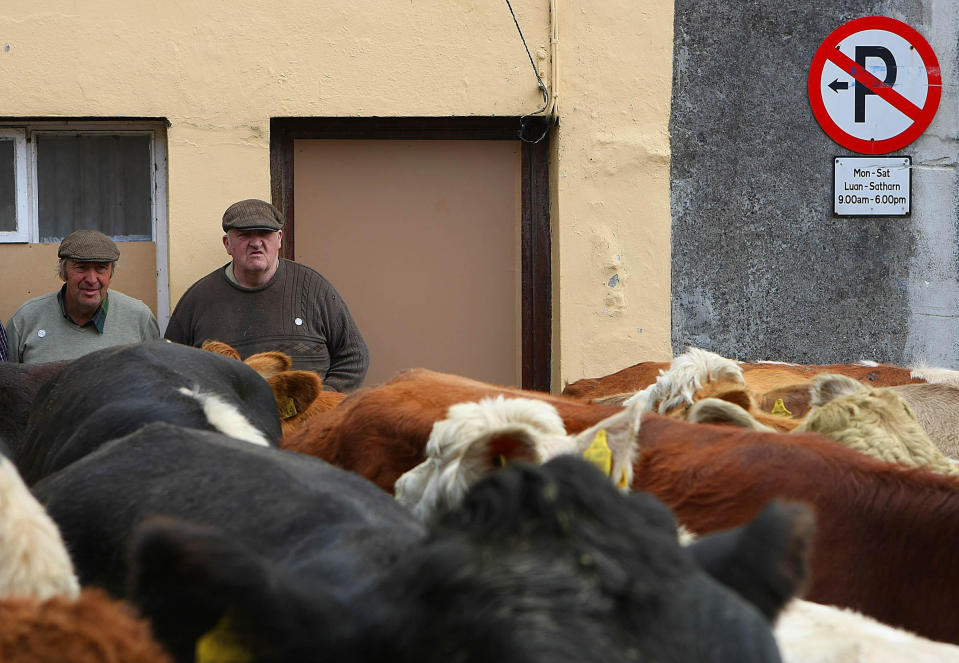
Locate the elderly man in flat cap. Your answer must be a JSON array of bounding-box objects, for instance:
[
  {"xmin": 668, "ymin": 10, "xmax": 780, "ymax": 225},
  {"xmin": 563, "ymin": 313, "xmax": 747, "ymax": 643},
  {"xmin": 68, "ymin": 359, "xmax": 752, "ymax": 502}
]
[
  {"xmin": 5, "ymin": 230, "xmax": 160, "ymax": 363},
  {"xmin": 165, "ymin": 199, "xmax": 369, "ymax": 392}
]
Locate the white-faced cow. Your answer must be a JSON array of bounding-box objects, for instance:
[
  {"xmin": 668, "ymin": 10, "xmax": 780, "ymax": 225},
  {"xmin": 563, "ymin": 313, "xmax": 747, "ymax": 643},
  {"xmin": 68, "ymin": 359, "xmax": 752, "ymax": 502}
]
[{"xmin": 395, "ymin": 395, "xmax": 639, "ymax": 521}]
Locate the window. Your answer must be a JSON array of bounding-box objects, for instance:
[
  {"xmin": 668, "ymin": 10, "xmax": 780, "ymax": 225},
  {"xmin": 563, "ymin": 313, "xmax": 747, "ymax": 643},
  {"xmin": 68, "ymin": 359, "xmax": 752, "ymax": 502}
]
[
  {"xmin": 0, "ymin": 120, "xmax": 167, "ymax": 244},
  {"xmin": 0, "ymin": 128, "xmax": 29, "ymax": 242}
]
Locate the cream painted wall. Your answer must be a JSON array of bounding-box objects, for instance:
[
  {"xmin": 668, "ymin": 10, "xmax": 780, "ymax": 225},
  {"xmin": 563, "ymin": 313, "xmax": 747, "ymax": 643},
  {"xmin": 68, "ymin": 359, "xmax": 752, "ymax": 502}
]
[
  {"xmin": 553, "ymin": 0, "xmax": 674, "ymax": 389},
  {"xmin": 0, "ymin": 0, "xmax": 673, "ymax": 387}
]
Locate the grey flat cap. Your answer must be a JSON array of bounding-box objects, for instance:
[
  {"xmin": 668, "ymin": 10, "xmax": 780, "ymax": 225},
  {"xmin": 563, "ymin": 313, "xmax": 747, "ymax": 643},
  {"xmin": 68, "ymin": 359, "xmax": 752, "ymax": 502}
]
[
  {"xmin": 222, "ymin": 199, "xmax": 284, "ymax": 232},
  {"xmin": 57, "ymin": 230, "xmax": 120, "ymax": 262}
]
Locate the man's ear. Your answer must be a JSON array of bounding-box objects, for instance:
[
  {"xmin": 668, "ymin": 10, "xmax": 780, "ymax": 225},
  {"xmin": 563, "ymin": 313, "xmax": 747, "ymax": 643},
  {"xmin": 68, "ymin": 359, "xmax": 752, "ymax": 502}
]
[
  {"xmin": 222, "ymin": 234, "xmax": 232, "ymax": 256},
  {"xmin": 276, "ymin": 229, "xmax": 283, "ymax": 248}
]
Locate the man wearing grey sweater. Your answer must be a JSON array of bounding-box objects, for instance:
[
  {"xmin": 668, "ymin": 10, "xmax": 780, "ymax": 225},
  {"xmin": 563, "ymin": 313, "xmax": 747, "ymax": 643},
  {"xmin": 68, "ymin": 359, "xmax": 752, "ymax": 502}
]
[
  {"xmin": 6, "ymin": 230, "xmax": 160, "ymax": 363},
  {"xmin": 164, "ymin": 199, "xmax": 369, "ymax": 393}
]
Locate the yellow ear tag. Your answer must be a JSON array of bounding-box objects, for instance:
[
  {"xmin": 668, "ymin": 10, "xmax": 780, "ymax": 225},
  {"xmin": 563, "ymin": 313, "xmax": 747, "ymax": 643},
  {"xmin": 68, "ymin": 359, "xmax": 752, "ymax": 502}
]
[
  {"xmin": 196, "ymin": 616, "xmax": 253, "ymax": 663},
  {"xmin": 494, "ymin": 453, "xmax": 508, "ymax": 468},
  {"xmin": 280, "ymin": 396, "xmax": 298, "ymax": 419},
  {"xmin": 582, "ymin": 429, "xmax": 613, "ymax": 477},
  {"xmin": 770, "ymin": 398, "xmax": 792, "ymax": 417},
  {"xmin": 617, "ymin": 466, "xmax": 630, "ymax": 489}
]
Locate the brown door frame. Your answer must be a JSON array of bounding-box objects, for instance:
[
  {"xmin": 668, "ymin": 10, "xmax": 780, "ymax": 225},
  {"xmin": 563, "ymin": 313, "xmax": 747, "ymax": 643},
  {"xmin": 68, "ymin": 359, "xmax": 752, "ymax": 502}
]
[{"xmin": 270, "ymin": 117, "xmax": 552, "ymax": 391}]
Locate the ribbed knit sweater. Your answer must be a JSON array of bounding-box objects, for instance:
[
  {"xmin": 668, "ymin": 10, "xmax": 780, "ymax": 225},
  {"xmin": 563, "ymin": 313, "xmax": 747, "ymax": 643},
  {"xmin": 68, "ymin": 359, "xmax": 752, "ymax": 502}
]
[{"xmin": 164, "ymin": 259, "xmax": 369, "ymax": 392}]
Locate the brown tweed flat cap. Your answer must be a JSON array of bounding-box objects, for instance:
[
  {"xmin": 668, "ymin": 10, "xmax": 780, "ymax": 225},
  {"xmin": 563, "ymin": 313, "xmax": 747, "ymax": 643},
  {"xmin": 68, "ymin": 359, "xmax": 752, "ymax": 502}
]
[
  {"xmin": 222, "ymin": 199, "xmax": 284, "ymax": 232},
  {"xmin": 57, "ymin": 230, "xmax": 120, "ymax": 262}
]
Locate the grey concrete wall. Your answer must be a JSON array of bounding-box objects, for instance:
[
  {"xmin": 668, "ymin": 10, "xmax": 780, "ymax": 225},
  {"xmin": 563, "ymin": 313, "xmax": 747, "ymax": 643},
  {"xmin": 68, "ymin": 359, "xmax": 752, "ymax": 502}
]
[{"xmin": 669, "ymin": 1, "xmax": 959, "ymax": 366}]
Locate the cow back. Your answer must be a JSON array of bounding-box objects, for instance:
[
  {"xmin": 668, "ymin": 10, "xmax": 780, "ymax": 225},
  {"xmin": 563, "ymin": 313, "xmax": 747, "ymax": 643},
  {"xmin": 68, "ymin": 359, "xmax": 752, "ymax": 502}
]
[
  {"xmin": 0, "ymin": 361, "xmax": 69, "ymax": 465},
  {"xmin": 19, "ymin": 341, "xmax": 283, "ymax": 484},
  {"xmin": 633, "ymin": 414, "xmax": 959, "ymax": 644},
  {"xmin": 33, "ymin": 421, "xmax": 426, "ymax": 598}
]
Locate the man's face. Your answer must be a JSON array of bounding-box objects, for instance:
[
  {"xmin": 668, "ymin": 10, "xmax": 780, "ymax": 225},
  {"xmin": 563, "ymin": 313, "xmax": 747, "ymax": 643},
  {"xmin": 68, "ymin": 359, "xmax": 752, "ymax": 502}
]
[
  {"xmin": 63, "ymin": 259, "xmax": 113, "ymax": 316},
  {"xmin": 223, "ymin": 229, "xmax": 283, "ymax": 275}
]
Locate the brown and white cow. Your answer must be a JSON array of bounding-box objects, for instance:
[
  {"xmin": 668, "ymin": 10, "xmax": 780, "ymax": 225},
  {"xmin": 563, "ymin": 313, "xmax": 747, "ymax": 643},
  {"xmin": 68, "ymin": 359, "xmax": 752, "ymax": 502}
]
[
  {"xmin": 0, "ymin": 589, "xmax": 173, "ymax": 663},
  {"xmin": 632, "ymin": 414, "xmax": 959, "ymax": 645},
  {"xmin": 0, "ymin": 443, "xmax": 170, "ymax": 662},
  {"xmin": 282, "ymin": 368, "xmax": 624, "ymax": 493},
  {"xmin": 279, "ymin": 362, "xmax": 958, "ymax": 643},
  {"xmin": 687, "ymin": 371, "xmax": 959, "ymax": 468},
  {"xmin": 562, "ymin": 347, "xmax": 939, "ymax": 406},
  {"xmin": 372, "ymin": 381, "xmax": 959, "ymax": 649},
  {"xmin": 686, "ymin": 378, "xmax": 959, "ymax": 476},
  {"xmin": 605, "ymin": 349, "xmax": 958, "ymax": 473},
  {"xmin": 201, "ymin": 340, "xmax": 347, "ymax": 435},
  {"xmin": 394, "ymin": 395, "xmax": 638, "ymax": 519},
  {"xmin": 0, "ymin": 455, "xmax": 79, "ymax": 601}
]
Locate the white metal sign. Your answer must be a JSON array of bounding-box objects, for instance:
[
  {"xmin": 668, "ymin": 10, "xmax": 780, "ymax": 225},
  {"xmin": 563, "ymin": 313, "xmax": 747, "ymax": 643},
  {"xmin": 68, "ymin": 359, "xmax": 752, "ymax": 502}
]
[{"xmin": 834, "ymin": 156, "xmax": 910, "ymax": 216}]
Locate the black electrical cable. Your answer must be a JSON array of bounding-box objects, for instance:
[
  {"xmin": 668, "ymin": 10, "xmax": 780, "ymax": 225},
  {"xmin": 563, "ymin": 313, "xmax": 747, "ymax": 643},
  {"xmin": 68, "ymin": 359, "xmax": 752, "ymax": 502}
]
[{"xmin": 505, "ymin": 0, "xmax": 555, "ymax": 143}]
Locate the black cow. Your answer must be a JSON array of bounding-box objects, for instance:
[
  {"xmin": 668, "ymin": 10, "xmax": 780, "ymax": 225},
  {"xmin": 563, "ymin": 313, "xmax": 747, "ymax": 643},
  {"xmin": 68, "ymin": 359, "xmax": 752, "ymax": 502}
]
[
  {"xmin": 19, "ymin": 340, "xmax": 282, "ymax": 484},
  {"xmin": 32, "ymin": 422, "xmax": 426, "ymax": 599},
  {"xmin": 0, "ymin": 360, "xmax": 69, "ymax": 463},
  {"xmin": 122, "ymin": 452, "xmax": 809, "ymax": 662}
]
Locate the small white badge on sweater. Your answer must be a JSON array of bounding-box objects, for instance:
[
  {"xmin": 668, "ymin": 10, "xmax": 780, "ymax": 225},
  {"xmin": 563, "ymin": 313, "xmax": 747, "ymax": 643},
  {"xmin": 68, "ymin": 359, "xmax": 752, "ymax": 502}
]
[
  {"xmin": 37, "ymin": 329, "xmax": 46, "ymax": 338},
  {"xmin": 294, "ymin": 317, "xmax": 303, "ymax": 326}
]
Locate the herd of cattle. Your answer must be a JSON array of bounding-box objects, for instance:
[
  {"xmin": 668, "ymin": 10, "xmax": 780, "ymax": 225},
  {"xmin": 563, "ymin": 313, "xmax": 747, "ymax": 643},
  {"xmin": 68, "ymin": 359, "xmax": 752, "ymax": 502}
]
[{"xmin": 2, "ymin": 340, "xmax": 959, "ymax": 662}]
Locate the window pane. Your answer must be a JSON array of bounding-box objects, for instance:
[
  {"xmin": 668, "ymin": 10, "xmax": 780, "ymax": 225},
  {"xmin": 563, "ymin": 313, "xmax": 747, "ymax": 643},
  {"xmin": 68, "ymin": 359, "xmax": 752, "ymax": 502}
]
[
  {"xmin": 36, "ymin": 134, "xmax": 152, "ymax": 242},
  {"xmin": 0, "ymin": 139, "xmax": 15, "ymax": 232}
]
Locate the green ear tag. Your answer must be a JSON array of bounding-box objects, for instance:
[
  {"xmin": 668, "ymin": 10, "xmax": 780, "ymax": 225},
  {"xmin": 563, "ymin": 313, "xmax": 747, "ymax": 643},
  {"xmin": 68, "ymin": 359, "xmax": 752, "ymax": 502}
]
[{"xmin": 582, "ymin": 429, "xmax": 613, "ymax": 476}]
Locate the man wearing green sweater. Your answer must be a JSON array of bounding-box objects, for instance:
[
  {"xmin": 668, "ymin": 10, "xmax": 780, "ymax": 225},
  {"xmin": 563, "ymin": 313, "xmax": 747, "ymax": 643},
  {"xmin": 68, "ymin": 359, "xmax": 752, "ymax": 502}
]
[
  {"xmin": 164, "ymin": 199, "xmax": 369, "ymax": 393},
  {"xmin": 6, "ymin": 230, "xmax": 160, "ymax": 363}
]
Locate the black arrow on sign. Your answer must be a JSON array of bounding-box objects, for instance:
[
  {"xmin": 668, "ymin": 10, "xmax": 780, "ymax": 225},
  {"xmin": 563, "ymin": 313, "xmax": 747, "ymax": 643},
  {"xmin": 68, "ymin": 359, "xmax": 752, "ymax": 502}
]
[{"xmin": 828, "ymin": 79, "xmax": 849, "ymax": 93}]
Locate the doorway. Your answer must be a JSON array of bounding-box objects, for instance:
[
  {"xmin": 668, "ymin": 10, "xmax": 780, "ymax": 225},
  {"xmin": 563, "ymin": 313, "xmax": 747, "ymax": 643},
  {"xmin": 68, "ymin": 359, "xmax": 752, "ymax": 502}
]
[{"xmin": 271, "ymin": 118, "xmax": 551, "ymax": 390}]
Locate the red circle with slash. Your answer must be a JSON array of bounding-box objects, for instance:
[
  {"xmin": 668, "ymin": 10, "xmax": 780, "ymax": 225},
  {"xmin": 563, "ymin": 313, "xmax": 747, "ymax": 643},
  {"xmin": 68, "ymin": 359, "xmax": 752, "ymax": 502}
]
[{"xmin": 808, "ymin": 16, "xmax": 941, "ymax": 154}]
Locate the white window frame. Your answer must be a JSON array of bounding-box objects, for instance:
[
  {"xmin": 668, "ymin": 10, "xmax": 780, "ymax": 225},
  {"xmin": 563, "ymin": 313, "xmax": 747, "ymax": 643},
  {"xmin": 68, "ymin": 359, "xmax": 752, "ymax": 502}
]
[
  {"xmin": 0, "ymin": 128, "xmax": 30, "ymax": 243},
  {"xmin": 0, "ymin": 120, "xmax": 170, "ymax": 325}
]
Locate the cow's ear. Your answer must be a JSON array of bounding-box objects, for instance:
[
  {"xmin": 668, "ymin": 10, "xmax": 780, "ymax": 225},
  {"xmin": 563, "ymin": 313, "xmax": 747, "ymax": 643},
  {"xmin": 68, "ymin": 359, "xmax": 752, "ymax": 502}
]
[
  {"xmin": 485, "ymin": 433, "xmax": 538, "ymax": 468},
  {"xmin": 245, "ymin": 352, "xmax": 293, "ymax": 379},
  {"xmin": 129, "ymin": 517, "xmax": 264, "ymax": 662},
  {"xmin": 268, "ymin": 371, "xmax": 323, "ymax": 420},
  {"xmin": 809, "ymin": 373, "xmax": 863, "ymax": 406},
  {"xmin": 571, "ymin": 398, "xmax": 643, "ymax": 489},
  {"xmin": 686, "ymin": 500, "xmax": 814, "ymax": 622},
  {"xmin": 711, "ymin": 388, "xmax": 756, "ymax": 413},
  {"xmin": 688, "ymin": 398, "xmax": 776, "ymax": 432},
  {"xmin": 129, "ymin": 517, "xmax": 333, "ymax": 663},
  {"xmin": 201, "ymin": 340, "xmax": 241, "ymax": 361}
]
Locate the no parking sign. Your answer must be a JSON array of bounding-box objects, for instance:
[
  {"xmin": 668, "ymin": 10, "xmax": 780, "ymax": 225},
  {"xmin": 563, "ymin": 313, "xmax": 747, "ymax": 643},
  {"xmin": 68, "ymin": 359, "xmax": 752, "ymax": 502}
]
[{"xmin": 808, "ymin": 16, "xmax": 941, "ymax": 154}]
